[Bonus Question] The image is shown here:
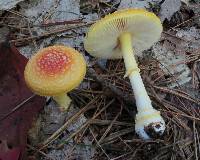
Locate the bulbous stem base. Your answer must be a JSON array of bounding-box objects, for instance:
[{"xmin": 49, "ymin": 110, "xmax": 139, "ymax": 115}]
[
  {"xmin": 119, "ymin": 32, "xmax": 165, "ymax": 139},
  {"xmin": 135, "ymin": 108, "xmax": 165, "ymax": 139}
]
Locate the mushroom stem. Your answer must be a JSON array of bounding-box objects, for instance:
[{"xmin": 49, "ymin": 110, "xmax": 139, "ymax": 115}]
[
  {"xmin": 53, "ymin": 93, "xmax": 72, "ymax": 111},
  {"xmin": 119, "ymin": 32, "xmax": 165, "ymax": 140}
]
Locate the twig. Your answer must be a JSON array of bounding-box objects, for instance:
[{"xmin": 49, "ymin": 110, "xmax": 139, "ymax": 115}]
[
  {"xmin": 118, "ymin": 136, "xmax": 133, "ymax": 152},
  {"xmin": 153, "ymin": 85, "xmax": 200, "ymax": 105},
  {"xmin": 87, "ymin": 68, "xmax": 135, "ymax": 106},
  {"xmin": 193, "ymin": 120, "xmax": 198, "ymax": 160},
  {"xmin": 101, "ymin": 127, "xmax": 134, "ymax": 145},
  {"xmin": 162, "ymin": 31, "xmax": 188, "ymax": 41},
  {"xmin": 0, "ymin": 94, "xmax": 36, "ymax": 122},
  {"xmin": 27, "ymin": 144, "xmax": 55, "ymax": 160},
  {"xmin": 98, "ymin": 103, "xmax": 123, "ymax": 144},
  {"xmin": 170, "ymin": 14, "xmax": 200, "ymax": 30},
  {"xmin": 111, "ymin": 152, "xmax": 133, "ymax": 160},
  {"xmin": 11, "ymin": 19, "xmax": 84, "ymax": 28},
  {"xmin": 39, "ymin": 96, "xmax": 99, "ymax": 149},
  {"xmin": 56, "ymin": 98, "xmax": 115, "ymax": 148},
  {"xmin": 90, "ymin": 119, "xmax": 133, "ymax": 126},
  {"xmin": 162, "ymin": 109, "xmax": 200, "ymax": 121},
  {"xmin": 10, "ymin": 23, "xmax": 93, "ymax": 45},
  {"xmin": 89, "ymin": 127, "xmax": 111, "ymax": 160},
  {"xmin": 197, "ymin": 127, "xmax": 200, "ymax": 158},
  {"xmin": 40, "ymin": 19, "xmax": 84, "ymax": 27},
  {"xmin": 128, "ymin": 143, "xmax": 145, "ymax": 160},
  {"xmin": 27, "ymin": 19, "xmax": 38, "ymax": 50}
]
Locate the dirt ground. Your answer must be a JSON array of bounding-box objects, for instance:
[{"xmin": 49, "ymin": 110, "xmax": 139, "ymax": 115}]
[{"xmin": 0, "ymin": 0, "xmax": 200, "ymax": 159}]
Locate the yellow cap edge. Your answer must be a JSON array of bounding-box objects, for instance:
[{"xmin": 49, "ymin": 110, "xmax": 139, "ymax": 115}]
[{"xmin": 24, "ymin": 45, "xmax": 87, "ymax": 96}]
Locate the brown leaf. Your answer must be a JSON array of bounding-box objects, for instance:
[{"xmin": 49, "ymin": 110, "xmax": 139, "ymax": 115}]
[
  {"xmin": 0, "ymin": 42, "xmax": 46, "ymax": 160},
  {"xmin": 0, "ymin": 140, "xmax": 20, "ymax": 160}
]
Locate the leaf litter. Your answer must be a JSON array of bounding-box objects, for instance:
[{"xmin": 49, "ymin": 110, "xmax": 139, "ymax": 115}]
[{"xmin": 0, "ymin": 0, "xmax": 200, "ymax": 159}]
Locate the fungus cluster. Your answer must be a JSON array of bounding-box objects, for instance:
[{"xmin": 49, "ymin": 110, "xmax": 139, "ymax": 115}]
[
  {"xmin": 24, "ymin": 8, "xmax": 166, "ymax": 140},
  {"xmin": 24, "ymin": 45, "xmax": 86, "ymax": 111},
  {"xmin": 84, "ymin": 9, "xmax": 165, "ymax": 139}
]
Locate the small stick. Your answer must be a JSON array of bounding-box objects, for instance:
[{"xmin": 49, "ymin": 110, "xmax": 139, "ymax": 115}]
[
  {"xmin": 39, "ymin": 96, "xmax": 99, "ymax": 149},
  {"xmin": 100, "ymin": 127, "xmax": 135, "ymax": 145},
  {"xmin": 26, "ymin": 19, "xmax": 38, "ymax": 49},
  {"xmin": 56, "ymin": 99, "xmax": 115, "ymax": 148},
  {"xmin": 98, "ymin": 103, "xmax": 123, "ymax": 144},
  {"xmin": 0, "ymin": 94, "xmax": 35, "ymax": 122},
  {"xmin": 10, "ymin": 23, "xmax": 93, "ymax": 44},
  {"xmin": 87, "ymin": 68, "xmax": 135, "ymax": 106},
  {"xmin": 40, "ymin": 19, "xmax": 84, "ymax": 27},
  {"xmin": 163, "ymin": 110, "xmax": 200, "ymax": 121},
  {"xmin": 170, "ymin": 14, "xmax": 200, "ymax": 30},
  {"xmin": 27, "ymin": 144, "xmax": 55, "ymax": 160},
  {"xmin": 90, "ymin": 119, "xmax": 133, "ymax": 126},
  {"xmin": 89, "ymin": 127, "xmax": 111, "ymax": 160},
  {"xmin": 153, "ymin": 85, "xmax": 200, "ymax": 104},
  {"xmin": 193, "ymin": 120, "xmax": 198, "ymax": 160}
]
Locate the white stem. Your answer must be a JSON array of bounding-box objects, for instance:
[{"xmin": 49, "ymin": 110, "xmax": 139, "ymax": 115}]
[
  {"xmin": 119, "ymin": 32, "xmax": 165, "ymax": 139},
  {"xmin": 129, "ymin": 72, "xmax": 153, "ymax": 112}
]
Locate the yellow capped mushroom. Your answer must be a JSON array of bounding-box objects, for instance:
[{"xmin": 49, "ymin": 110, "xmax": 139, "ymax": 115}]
[
  {"xmin": 84, "ymin": 9, "xmax": 165, "ymax": 139},
  {"xmin": 24, "ymin": 45, "xmax": 86, "ymax": 111}
]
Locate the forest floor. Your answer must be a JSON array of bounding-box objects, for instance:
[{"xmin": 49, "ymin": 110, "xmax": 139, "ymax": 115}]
[{"xmin": 0, "ymin": 0, "xmax": 200, "ymax": 160}]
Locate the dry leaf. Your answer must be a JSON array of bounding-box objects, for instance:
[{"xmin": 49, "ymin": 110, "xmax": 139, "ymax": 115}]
[
  {"xmin": 0, "ymin": 42, "xmax": 45, "ymax": 160},
  {"xmin": 159, "ymin": 0, "xmax": 181, "ymax": 21}
]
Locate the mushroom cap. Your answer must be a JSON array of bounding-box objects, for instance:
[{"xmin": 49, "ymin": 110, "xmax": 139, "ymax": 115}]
[
  {"xmin": 24, "ymin": 45, "xmax": 86, "ymax": 96},
  {"xmin": 84, "ymin": 9, "xmax": 162, "ymax": 59}
]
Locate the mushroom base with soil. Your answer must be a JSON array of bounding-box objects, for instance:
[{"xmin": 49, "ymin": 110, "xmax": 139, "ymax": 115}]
[{"xmin": 119, "ymin": 32, "xmax": 165, "ymax": 139}]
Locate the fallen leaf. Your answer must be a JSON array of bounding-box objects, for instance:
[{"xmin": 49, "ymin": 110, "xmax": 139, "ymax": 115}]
[
  {"xmin": 18, "ymin": 0, "xmax": 81, "ymax": 57},
  {"xmin": 0, "ymin": 42, "xmax": 45, "ymax": 160},
  {"xmin": 0, "ymin": 148, "xmax": 20, "ymax": 160},
  {"xmin": 118, "ymin": 0, "xmax": 161, "ymax": 10},
  {"xmin": 159, "ymin": 0, "xmax": 181, "ymax": 22},
  {"xmin": 0, "ymin": 140, "xmax": 20, "ymax": 160},
  {"xmin": 0, "ymin": 0, "xmax": 24, "ymax": 11},
  {"xmin": 152, "ymin": 40, "xmax": 191, "ymax": 88}
]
